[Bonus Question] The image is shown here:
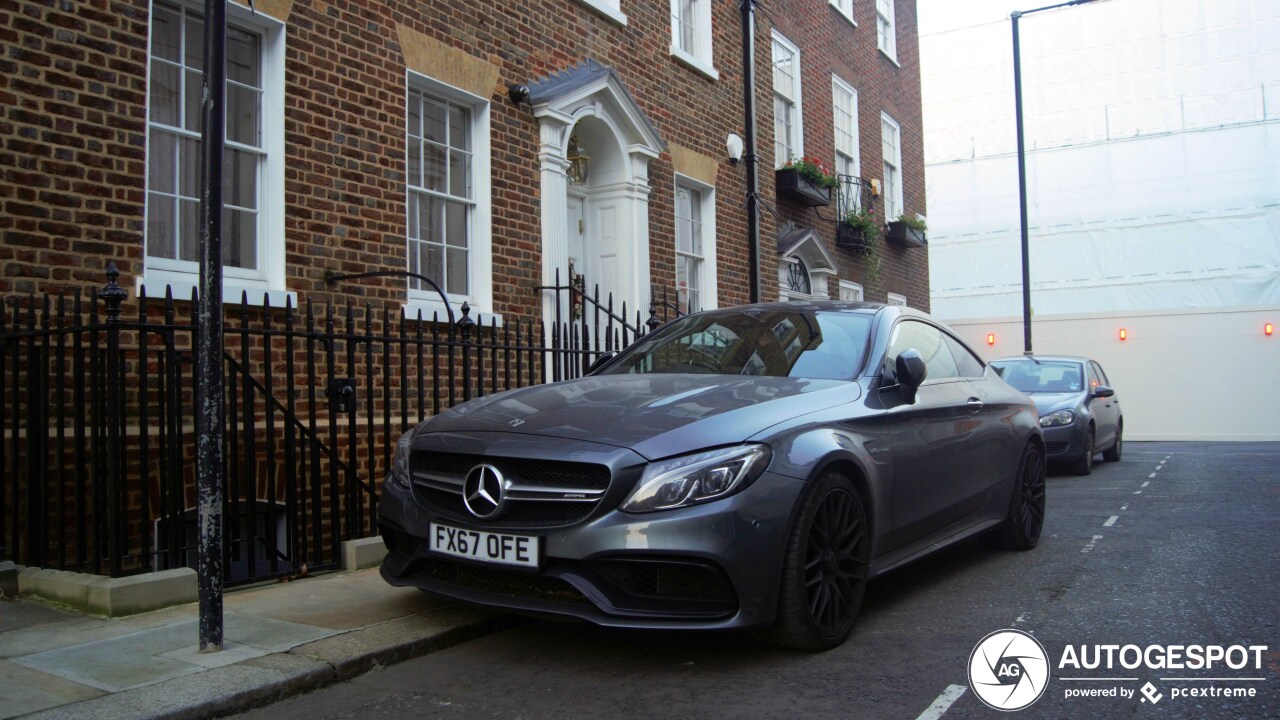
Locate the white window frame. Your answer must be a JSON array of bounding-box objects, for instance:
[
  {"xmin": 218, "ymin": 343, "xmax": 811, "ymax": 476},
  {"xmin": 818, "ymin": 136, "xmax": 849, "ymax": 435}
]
[
  {"xmin": 830, "ymin": 0, "xmax": 856, "ymax": 26},
  {"xmin": 670, "ymin": 0, "xmax": 718, "ymax": 80},
  {"xmin": 887, "ymin": 292, "xmax": 907, "ymax": 307},
  {"xmin": 573, "ymin": 0, "xmax": 627, "ymax": 26},
  {"xmin": 876, "ymin": 0, "xmax": 897, "ymax": 63},
  {"xmin": 839, "ymin": 280, "xmax": 864, "ymax": 302},
  {"xmin": 771, "ymin": 31, "xmax": 804, "ymax": 169},
  {"xmin": 403, "ymin": 72, "xmax": 495, "ymax": 324},
  {"xmin": 881, "ymin": 111, "xmax": 903, "ymax": 221},
  {"xmin": 139, "ymin": 0, "xmax": 289, "ymax": 306},
  {"xmin": 673, "ymin": 174, "xmax": 718, "ymax": 312},
  {"xmin": 832, "ymin": 75, "xmax": 861, "ymax": 210}
]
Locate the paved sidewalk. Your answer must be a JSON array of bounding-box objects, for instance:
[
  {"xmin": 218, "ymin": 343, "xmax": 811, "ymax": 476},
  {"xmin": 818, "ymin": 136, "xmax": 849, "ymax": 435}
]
[{"xmin": 0, "ymin": 568, "xmax": 510, "ymax": 719}]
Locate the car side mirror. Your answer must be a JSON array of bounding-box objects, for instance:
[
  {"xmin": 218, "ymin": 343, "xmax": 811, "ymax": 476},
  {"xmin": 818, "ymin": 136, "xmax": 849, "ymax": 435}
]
[
  {"xmin": 586, "ymin": 351, "xmax": 618, "ymax": 375},
  {"xmin": 1093, "ymin": 385, "xmax": 1115, "ymax": 399},
  {"xmin": 895, "ymin": 348, "xmax": 928, "ymax": 404}
]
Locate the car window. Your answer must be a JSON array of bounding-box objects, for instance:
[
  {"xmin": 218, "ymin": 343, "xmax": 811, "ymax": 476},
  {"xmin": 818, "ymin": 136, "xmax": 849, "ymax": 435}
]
[
  {"xmin": 1091, "ymin": 361, "xmax": 1110, "ymax": 386},
  {"xmin": 943, "ymin": 334, "xmax": 985, "ymax": 378},
  {"xmin": 990, "ymin": 359, "xmax": 1083, "ymax": 393},
  {"xmin": 603, "ymin": 310, "xmax": 873, "ymax": 380},
  {"xmin": 884, "ymin": 320, "xmax": 959, "ymax": 383}
]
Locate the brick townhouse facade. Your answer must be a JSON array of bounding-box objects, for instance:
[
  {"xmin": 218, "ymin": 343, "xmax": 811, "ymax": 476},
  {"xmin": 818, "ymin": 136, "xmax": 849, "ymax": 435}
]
[
  {"xmin": 0, "ymin": 0, "xmax": 929, "ymax": 581},
  {"xmin": 0, "ymin": 0, "xmax": 928, "ymax": 322}
]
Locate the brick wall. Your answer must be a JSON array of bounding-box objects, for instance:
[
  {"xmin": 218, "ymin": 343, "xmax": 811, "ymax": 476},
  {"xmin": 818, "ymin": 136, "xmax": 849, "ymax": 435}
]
[
  {"xmin": 769, "ymin": 0, "xmax": 930, "ymax": 310},
  {"xmin": 1, "ymin": 0, "xmax": 927, "ymax": 315}
]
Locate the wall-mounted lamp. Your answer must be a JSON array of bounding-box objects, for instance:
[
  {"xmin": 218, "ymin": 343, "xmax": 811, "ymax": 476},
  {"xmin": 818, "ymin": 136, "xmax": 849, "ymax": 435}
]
[
  {"xmin": 727, "ymin": 133, "xmax": 744, "ymax": 164},
  {"xmin": 987, "ymin": 332, "xmax": 996, "ymax": 346},
  {"xmin": 507, "ymin": 83, "xmax": 531, "ymax": 105},
  {"xmin": 566, "ymin": 133, "xmax": 590, "ymax": 186},
  {"xmin": 1266, "ymin": 322, "xmax": 1274, "ymax": 337},
  {"xmin": 869, "ymin": 178, "xmax": 882, "ymax": 197},
  {"xmin": 1119, "ymin": 328, "xmax": 1128, "ymax": 341}
]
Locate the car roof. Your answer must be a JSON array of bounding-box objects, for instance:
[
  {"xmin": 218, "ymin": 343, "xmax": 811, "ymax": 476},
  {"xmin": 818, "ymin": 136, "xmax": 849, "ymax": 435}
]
[
  {"xmin": 696, "ymin": 300, "xmax": 924, "ymax": 319},
  {"xmin": 990, "ymin": 354, "xmax": 1093, "ymax": 364}
]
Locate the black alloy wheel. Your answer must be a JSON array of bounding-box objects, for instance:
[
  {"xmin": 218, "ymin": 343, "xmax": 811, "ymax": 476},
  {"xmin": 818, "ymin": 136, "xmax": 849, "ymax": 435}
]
[
  {"xmin": 1103, "ymin": 425, "xmax": 1123, "ymax": 462},
  {"xmin": 1072, "ymin": 430, "xmax": 1095, "ymax": 476},
  {"xmin": 995, "ymin": 442, "xmax": 1046, "ymax": 550},
  {"xmin": 759, "ymin": 473, "xmax": 869, "ymax": 651}
]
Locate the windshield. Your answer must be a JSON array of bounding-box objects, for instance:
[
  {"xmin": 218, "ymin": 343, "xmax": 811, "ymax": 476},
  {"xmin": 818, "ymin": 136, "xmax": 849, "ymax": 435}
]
[
  {"xmin": 991, "ymin": 359, "xmax": 1084, "ymax": 394},
  {"xmin": 601, "ymin": 309, "xmax": 874, "ymax": 380}
]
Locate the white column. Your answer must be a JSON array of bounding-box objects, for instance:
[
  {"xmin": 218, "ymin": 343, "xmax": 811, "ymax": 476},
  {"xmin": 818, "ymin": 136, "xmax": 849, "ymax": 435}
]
[
  {"xmin": 625, "ymin": 149, "xmax": 655, "ymax": 323},
  {"xmin": 537, "ymin": 115, "xmax": 572, "ymax": 330}
]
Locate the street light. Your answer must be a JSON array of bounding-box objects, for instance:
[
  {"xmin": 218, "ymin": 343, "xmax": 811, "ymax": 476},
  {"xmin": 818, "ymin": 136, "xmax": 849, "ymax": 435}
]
[{"xmin": 1012, "ymin": 0, "xmax": 1100, "ymax": 354}]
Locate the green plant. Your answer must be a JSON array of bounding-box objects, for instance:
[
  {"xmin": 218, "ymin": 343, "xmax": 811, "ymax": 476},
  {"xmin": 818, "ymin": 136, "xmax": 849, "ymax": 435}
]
[
  {"xmin": 842, "ymin": 207, "xmax": 883, "ymax": 239},
  {"xmin": 781, "ymin": 156, "xmax": 840, "ymax": 189},
  {"xmin": 893, "ymin": 214, "xmax": 927, "ymax": 231}
]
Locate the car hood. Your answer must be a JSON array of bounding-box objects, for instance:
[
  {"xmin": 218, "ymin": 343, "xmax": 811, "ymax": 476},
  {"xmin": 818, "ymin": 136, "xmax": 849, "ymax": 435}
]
[
  {"xmin": 420, "ymin": 374, "xmax": 860, "ymax": 460},
  {"xmin": 1028, "ymin": 392, "xmax": 1082, "ymax": 414}
]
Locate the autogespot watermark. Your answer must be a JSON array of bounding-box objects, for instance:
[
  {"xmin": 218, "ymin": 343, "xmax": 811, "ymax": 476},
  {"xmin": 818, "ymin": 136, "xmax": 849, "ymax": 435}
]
[{"xmin": 967, "ymin": 631, "xmax": 1270, "ymax": 711}]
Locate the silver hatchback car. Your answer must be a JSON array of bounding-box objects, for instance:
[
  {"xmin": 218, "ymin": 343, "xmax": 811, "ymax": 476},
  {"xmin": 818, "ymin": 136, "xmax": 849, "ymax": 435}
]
[{"xmin": 990, "ymin": 355, "xmax": 1123, "ymax": 475}]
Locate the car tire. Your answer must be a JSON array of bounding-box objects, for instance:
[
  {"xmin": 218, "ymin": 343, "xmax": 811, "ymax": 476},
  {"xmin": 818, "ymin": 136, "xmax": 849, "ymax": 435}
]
[
  {"xmin": 994, "ymin": 442, "xmax": 1047, "ymax": 551},
  {"xmin": 1070, "ymin": 429, "xmax": 1095, "ymax": 476},
  {"xmin": 757, "ymin": 472, "xmax": 870, "ymax": 652},
  {"xmin": 1102, "ymin": 424, "xmax": 1123, "ymax": 462}
]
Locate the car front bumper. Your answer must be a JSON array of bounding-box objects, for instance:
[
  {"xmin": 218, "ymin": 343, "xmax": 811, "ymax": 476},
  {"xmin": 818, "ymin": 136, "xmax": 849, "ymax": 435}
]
[
  {"xmin": 377, "ymin": 433, "xmax": 805, "ymax": 631},
  {"xmin": 1041, "ymin": 421, "xmax": 1088, "ymax": 462}
]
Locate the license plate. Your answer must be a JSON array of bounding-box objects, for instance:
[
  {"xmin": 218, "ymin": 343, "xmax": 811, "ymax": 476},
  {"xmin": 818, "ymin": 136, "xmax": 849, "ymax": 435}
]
[{"xmin": 428, "ymin": 523, "xmax": 540, "ymax": 569}]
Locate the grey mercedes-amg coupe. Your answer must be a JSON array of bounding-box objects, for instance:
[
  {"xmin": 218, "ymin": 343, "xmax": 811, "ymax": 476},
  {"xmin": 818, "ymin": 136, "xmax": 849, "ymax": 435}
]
[{"xmin": 379, "ymin": 302, "xmax": 1045, "ymax": 650}]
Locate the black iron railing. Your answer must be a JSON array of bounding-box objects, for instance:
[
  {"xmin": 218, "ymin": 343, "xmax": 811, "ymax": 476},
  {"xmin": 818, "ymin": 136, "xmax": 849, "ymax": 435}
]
[
  {"xmin": 537, "ymin": 267, "xmax": 684, "ymax": 381},
  {"xmin": 0, "ymin": 267, "xmax": 668, "ymax": 586}
]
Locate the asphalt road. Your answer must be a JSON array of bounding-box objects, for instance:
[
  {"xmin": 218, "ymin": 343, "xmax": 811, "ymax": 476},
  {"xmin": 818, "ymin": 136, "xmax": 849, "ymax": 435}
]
[{"xmin": 237, "ymin": 442, "xmax": 1280, "ymax": 720}]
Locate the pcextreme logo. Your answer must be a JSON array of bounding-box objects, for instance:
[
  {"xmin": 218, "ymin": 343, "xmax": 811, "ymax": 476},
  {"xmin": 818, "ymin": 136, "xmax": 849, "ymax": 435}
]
[{"xmin": 968, "ymin": 629, "xmax": 1051, "ymax": 711}]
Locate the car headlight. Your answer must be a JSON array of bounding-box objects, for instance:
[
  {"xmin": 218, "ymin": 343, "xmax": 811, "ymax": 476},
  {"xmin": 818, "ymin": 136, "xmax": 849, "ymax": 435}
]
[
  {"xmin": 388, "ymin": 427, "xmax": 416, "ymax": 490},
  {"xmin": 620, "ymin": 445, "xmax": 772, "ymax": 513},
  {"xmin": 1039, "ymin": 409, "xmax": 1075, "ymax": 427}
]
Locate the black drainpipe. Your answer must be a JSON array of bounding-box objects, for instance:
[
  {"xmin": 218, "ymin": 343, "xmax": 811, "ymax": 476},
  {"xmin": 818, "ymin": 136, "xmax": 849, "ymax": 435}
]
[{"xmin": 741, "ymin": 0, "xmax": 761, "ymax": 303}]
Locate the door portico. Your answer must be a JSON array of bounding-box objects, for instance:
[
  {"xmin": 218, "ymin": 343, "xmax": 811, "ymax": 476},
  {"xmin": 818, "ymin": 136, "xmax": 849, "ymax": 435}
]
[{"xmin": 525, "ymin": 60, "xmax": 666, "ymax": 326}]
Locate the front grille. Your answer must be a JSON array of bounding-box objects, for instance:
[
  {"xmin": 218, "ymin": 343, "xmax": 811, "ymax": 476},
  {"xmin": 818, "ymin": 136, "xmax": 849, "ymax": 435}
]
[
  {"xmin": 593, "ymin": 558, "xmax": 737, "ymax": 605},
  {"xmin": 411, "ymin": 451, "xmax": 611, "ymax": 528},
  {"xmin": 412, "ymin": 556, "xmax": 591, "ymax": 606}
]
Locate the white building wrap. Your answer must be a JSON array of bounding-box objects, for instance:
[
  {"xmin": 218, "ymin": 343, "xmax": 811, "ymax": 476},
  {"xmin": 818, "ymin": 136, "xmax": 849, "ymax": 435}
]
[{"xmin": 920, "ymin": 0, "xmax": 1280, "ymax": 440}]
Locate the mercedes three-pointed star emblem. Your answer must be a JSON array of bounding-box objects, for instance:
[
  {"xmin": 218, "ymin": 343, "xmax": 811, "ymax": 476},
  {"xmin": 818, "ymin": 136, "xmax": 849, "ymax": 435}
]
[{"xmin": 462, "ymin": 464, "xmax": 506, "ymax": 519}]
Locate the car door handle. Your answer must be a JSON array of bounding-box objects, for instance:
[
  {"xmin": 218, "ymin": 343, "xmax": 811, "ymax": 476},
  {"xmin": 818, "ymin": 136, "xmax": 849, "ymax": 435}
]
[{"xmin": 966, "ymin": 398, "xmax": 984, "ymax": 411}]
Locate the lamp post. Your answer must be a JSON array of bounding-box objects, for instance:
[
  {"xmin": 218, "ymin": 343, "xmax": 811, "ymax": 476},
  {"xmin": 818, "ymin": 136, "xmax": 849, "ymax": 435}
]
[{"xmin": 1012, "ymin": 0, "xmax": 1099, "ymax": 354}]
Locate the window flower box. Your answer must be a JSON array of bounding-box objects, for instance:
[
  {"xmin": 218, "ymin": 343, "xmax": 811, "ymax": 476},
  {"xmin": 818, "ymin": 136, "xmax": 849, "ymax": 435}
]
[
  {"xmin": 776, "ymin": 166, "xmax": 833, "ymax": 208},
  {"xmin": 836, "ymin": 223, "xmax": 875, "ymax": 253},
  {"xmin": 886, "ymin": 219, "xmax": 926, "ymax": 248}
]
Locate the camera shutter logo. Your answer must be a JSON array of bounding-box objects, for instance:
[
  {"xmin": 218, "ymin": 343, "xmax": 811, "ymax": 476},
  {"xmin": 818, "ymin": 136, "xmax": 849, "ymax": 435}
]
[{"xmin": 968, "ymin": 629, "xmax": 1050, "ymax": 711}]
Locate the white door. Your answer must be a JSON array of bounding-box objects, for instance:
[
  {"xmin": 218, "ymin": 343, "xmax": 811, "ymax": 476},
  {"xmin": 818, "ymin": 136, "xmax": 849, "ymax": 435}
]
[{"xmin": 567, "ymin": 194, "xmax": 586, "ymax": 281}]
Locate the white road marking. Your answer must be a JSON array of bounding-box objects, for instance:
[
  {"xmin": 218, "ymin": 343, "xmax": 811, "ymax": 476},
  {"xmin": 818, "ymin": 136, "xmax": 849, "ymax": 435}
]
[
  {"xmin": 1149, "ymin": 472, "xmax": 1157, "ymax": 478},
  {"xmin": 1134, "ymin": 490, "xmax": 1143, "ymax": 495},
  {"xmin": 1082, "ymin": 535, "xmax": 1104, "ymax": 553},
  {"xmin": 1141, "ymin": 481, "xmax": 1150, "ymax": 488},
  {"xmin": 915, "ymin": 685, "xmax": 968, "ymax": 720},
  {"xmin": 1104, "ymin": 515, "xmax": 1118, "ymax": 527},
  {"xmin": 1120, "ymin": 504, "xmax": 1128, "ymax": 510}
]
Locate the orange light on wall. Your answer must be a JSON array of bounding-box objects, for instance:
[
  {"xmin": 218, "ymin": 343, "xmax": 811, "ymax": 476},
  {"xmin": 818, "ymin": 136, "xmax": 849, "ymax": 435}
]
[
  {"xmin": 1119, "ymin": 328, "xmax": 1128, "ymax": 341},
  {"xmin": 1267, "ymin": 323, "xmax": 1274, "ymax": 336},
  {"xmin": 987, "ymin": 333, "xmax": 996, "ymax": 346}
]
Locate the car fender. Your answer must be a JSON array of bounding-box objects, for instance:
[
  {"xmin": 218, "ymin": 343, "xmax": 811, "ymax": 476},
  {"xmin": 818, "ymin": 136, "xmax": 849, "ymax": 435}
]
[{"xmin": 751, "ymin": 418, "xmax": 893, "ymax": 566}]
